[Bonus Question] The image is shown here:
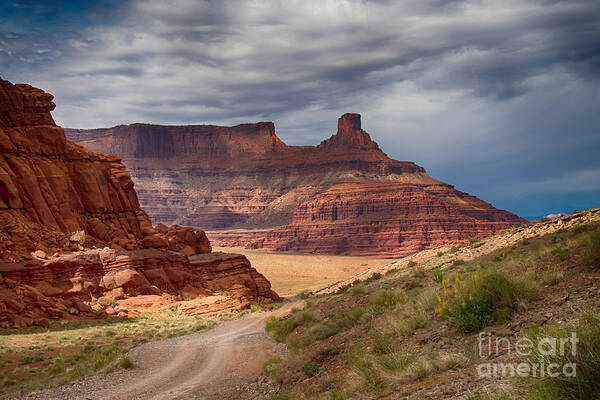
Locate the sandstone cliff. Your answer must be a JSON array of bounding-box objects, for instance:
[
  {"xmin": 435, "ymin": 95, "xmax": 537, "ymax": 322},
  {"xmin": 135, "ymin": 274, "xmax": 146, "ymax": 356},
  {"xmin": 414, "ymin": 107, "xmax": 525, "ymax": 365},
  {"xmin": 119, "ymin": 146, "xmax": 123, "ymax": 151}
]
[
  {"xmin": 67, "ymin": 113, "xmax": 525, "ymax": 256},
  {"xmin": 0, "ymin": 78, "xmax": 278, "ymax": 328}
]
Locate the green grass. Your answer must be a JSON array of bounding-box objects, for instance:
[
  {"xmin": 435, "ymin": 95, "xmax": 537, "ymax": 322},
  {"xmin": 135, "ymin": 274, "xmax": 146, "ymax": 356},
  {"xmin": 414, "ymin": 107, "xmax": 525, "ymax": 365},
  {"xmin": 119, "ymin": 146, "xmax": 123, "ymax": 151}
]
[
  {"xmin": 118, "ymin": 357, "xmax": 134, "ymax": 369},
  {"xmin": 376, "ymin": 349, "xmax": 415, "ymax": 372},
  {"xmin": 348, "ymin": 347, "xmax": 385, "ymax": 395},
  {"xmin": 524, "ymin": 309, "xmax": 600, "ymax": 400},
  {"xmin": 440, "ymin": 271, "xmax": 539, "ymax": 333},
  {"xmin": 582, "ymin": 230, "xmax": 600, "ymax": 269},
  {"xmin": 370, "ymin": 288, "xmax": 407, "ymax": 309},
  {"xmin": 328, "ymin": 389, "xmax": 349, "ymax": 400},
  {"xmin": 301, "ymin": 361, "xmax": 319, "ymax": 377}
]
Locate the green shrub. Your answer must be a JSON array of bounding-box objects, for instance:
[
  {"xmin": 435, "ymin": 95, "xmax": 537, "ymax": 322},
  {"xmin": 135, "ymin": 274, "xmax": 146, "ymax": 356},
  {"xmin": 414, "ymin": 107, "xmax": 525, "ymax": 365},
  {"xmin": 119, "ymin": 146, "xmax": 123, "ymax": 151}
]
[
  {"xmin": 250, "ymin": 304, "xmax": 262, "ymax": 312},
  {"xmin": 349, "ymin": 347, "xmax": 385, "ymax": 394},
  {"xmin": 393, "ymin": 314, "xmax": 427, "ymax": 336},
  {"xmin": 449, "ymin": 246, "xmax": 460, "ymax": 253},
  {"xmin": 301, "ymin": 361, "xmax": 319, "ymax": 377},
  {"xmin": 365, "ymin": 272, "xmax": 383, "ymax": 283},
  {"xmin": 469, "ymin": 237, "xmax": 480, "ymax": 244},
  {"xmin": 453, "ymin": 259, "xmax": 466, "ymax": 266},
  {"xmin": 372, "ymin": 332, "xmax": 395, "ymax": 354},
  {"xmin": 309, "ymin": 307, "xmax": 365, "ymax": 341},
  {"xmin": 582, "ymin": 231, "xmax": 600, "ymax": 269},
  {"xmin": 266, "ymin": 309, "xmax": 317, "ymax": 342},
  {"xmin": 328, "ymin": 389, "xmax": 349, "ymax": 400},
  {"xmin": 350, "ymin": 283, "xmax": 366, "ymax": 296},
  {"xmin": 371, "ymin": 289, "xmax": 406, "ymax": 309},
  {"xmin": 437, "ymin": 251, "xmax": 445, "ymax": 257},
  {"xmin": 524, "ymin": 309, "xmax": 600, "ymax": 400},
  {"xmin": 412, "ymin": 360, "xmax": 430, "ymax": 380},
  {"xmin": 377, "ymin": 349, "xmax": 415, "ymax": 372},
  {"xmin": 119, "ymin": 357, "xmax": 134, "ymax": 369},
  {"xmin": 407, "ymin": 260, "xmax": 417, "ymax": 268},
  {"xmin": 262, "ymin": 356, "xmax": 282, "ymax": 372},
  {"xmin": 551, "ymin": 247, "xmax": 568, "ymax": 262},
  {"xmin": 438, "ymin": 271, "xmax": 539, "ymax": 333}
]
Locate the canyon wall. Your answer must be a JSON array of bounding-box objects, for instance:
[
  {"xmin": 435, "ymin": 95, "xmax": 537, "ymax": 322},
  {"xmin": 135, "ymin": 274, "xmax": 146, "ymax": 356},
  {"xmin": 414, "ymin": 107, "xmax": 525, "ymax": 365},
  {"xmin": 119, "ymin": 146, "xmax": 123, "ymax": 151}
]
[
  {"xmin": 67, "ymin": 113, "xmax": 525, "ymax": 257},
  {"xmin": 0, "ymin": 78, "xmax": 278, "ymax": 328}
]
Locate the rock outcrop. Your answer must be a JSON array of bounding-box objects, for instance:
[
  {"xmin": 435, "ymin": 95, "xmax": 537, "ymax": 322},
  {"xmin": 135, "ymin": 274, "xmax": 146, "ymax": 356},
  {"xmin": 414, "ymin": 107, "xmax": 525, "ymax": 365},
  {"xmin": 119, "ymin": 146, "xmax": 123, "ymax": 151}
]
[
  {"xmin": 0, "ymin": 78, "xmax": 278, "ymax": 328},
  {"xmin": 67, "ymin": 113, "xmax": 525, "ymax": 256}
]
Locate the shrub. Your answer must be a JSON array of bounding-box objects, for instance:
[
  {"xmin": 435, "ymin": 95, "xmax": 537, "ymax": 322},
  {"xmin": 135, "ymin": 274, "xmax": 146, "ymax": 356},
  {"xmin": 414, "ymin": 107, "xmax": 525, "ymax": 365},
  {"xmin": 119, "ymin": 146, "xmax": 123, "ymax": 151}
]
[
  {"xmin": 371, "ymin": 289, "xmax": 407, "ymax": 309},
  {"xmin": 266, "ymin": 362, "xmax": 285, "ymax": 384},
  {"xmin": 437, "ymin": 271, "xmax": 539, "ymax": 333},
  {"xmin": 437, "ymin": 251, "xmax": 445, "ymax": 257},
  {"xmin": 365, "ymin": 272, "xmax": 383, "ymax": 283},
  {"xmin": 301, "ymin": 361, "xmax": 319, "ymax": 377},
  {"xmin": 309, "ymin": 307, "xmax": 365, "ymax": 341},
  {"xmin": 453, "ymin": 259, "xmax": 466, "ymax": 266},
  {"xmin": 298, "ymin": 291, "xmax": 310, "ymax": 299},
  {"xmin": 582, "ymin": 231, "xmax": 600, "ymax": 269},
  {"xmin": 412, "ymin": 360, "xmax": 430, "ymax": 380},
  {"xmin": 537, "ymin": 269, "xmax": 565, "ymax": 286},
  {"xmin": 262, "ymin": 356, "xmax": 282, "ymax": 372},
  {"xmin": 524, "ymin": 309, "xmax": 600, "ymax": 399},
  {"xmin": 468, "ymin": 237, "xmax": 480, "ymax": 244},
  {"xmin": 551, "ymin": 247, "xmax": 568, "ymax": 262},
  {"xmin": 328, "ymin": 389, "xmax": 349, "ymax": 400},
  {"xmin": 372, "ymin": 332, "xmax": 395, "ymax": 354},
  {"xmin": 407, "ymin": 260, "xmax": 417, "ymax": 268},
  {"xmin": 377, "ymin": 349, "xmax": 415, "ymax": 372},
  {"xmin": 250, "ymin": 304, "xmax": 261, "ymax": 312},
  {"xmin": 350, "ymin": 283, "xmax": 366, "ymax": 296},
  {"xmin": 119, "ymin": 357, "xmax": 134, "ymax": 369},
  {"xmin": 412, "ymin": 265, "xmax": 427, "ymax": 277},
  {"xmin": 392, "ymin": 314, "xmax": 427, "ymax": 336},
  {"xmin": 349, "ymin": 347, "xmax": 385, "ymax": 394}
]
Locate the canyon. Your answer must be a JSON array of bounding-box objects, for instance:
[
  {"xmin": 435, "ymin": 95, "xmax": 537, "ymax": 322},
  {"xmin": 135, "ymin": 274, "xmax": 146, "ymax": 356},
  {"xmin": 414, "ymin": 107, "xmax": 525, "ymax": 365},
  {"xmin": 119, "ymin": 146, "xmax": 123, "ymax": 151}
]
[
  {"xmin": 67, "ymin": 113, "xmax": 526, "ymax": 257},
  {"xmin": 0, "ymin": 77, "xmax": 278, "ymax": 328}
]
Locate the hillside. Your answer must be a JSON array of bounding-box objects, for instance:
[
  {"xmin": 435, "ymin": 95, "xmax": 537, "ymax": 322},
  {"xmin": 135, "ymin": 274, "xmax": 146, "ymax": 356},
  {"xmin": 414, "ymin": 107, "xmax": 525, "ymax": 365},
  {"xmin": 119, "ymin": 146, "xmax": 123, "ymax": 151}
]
[
  {"xmin": 260, "ymin": 208, "xmax": 600, "ymax": 399},
  {"xmin": 66, "ymin": 114, "xmax": 525, "ymax": 257}
]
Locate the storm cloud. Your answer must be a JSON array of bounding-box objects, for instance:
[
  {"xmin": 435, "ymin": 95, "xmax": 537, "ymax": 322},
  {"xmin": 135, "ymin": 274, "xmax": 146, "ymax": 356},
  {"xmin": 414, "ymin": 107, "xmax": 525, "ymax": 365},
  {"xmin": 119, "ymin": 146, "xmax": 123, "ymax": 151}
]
[{"xmin": 1, "ymin": 0, "xmax": 599, "ymax": 217}]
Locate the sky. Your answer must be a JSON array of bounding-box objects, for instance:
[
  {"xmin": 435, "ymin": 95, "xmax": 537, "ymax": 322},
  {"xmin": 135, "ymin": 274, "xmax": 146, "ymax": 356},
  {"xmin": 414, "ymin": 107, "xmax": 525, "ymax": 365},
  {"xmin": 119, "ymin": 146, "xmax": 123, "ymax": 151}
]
[{"xmin": 1, "ymin": 0, "xmax": 599, "ymax": 218}]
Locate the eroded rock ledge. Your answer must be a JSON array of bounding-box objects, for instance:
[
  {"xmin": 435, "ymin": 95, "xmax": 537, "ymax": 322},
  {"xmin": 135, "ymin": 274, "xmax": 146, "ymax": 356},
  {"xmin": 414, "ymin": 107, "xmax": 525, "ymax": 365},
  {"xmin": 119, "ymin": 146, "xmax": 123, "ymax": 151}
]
[{"xmin": 0, "ymin": 77, "xmax": 278, "ymax": 328}]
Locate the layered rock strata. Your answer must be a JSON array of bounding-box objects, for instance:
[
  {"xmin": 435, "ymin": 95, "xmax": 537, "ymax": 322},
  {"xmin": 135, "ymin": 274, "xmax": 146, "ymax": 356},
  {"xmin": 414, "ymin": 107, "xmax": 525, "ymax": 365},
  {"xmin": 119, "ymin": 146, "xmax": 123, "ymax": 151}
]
[
  {"xmin": 68, "ymin": 113, "xmax": 525, "ymax": 256},
  {"xmin": 0, "ymin": 77, "xmax": 278, "ymax": 327}
]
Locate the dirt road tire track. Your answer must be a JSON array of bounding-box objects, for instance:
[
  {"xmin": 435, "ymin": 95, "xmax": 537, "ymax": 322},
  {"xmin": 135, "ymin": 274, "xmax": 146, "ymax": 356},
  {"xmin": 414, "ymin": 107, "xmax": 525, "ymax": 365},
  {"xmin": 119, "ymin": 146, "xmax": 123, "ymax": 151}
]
[{"xmin": 19, "ymin": 301, "xmax": 300, "ymax": 400}]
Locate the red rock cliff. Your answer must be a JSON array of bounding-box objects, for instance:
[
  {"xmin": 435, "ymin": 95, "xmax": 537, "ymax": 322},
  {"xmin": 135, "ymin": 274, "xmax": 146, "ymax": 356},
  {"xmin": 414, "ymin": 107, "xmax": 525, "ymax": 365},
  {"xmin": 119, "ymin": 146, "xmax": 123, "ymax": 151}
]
[
  {"xmin": 67, "ymin": 113, "xmax": 525, "ymax": 256},
  {"xmin": 0, "ymin": 78, "xmax": 278, "ymax": 328}
]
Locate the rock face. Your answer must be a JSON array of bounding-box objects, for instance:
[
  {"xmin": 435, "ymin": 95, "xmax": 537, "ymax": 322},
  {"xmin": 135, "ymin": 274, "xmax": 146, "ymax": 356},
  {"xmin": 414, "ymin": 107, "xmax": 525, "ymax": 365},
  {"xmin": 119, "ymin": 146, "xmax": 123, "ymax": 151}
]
[
  {"xmin": 0, "ymin": 78, "xmax": 278, "ymax": 327},
  {"xmin": 0, "ymin": 249, "xmax": 277, "ymax": 328},
  {"xmin": 67, "ymin": 113, "xmax": 525, "ymax": 257}
]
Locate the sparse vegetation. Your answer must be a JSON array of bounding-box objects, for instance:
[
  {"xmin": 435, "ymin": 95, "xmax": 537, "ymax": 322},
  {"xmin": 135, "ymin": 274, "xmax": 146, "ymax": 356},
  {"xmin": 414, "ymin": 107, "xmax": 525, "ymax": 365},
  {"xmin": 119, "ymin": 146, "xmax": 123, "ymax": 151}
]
[
  {"xmin": 259, "ymin": 211, "xmax": 600, "ymax": 399},
  {"xmin": 301, "ymin": 361, "xmax": 319, "ymax": 377},
  {"xmin": 436, "ymin": 269, "xmax": 539, "ymax": 332},
  {"xmin": 119, "ymin": 357, "xmax": 134, "ymax": 369},
  {"xmin": 0, "ymin": 310, "xmax": 218, "ymax": 395},
  {"xmin": 524, "ymin": 309, "xmax": 600, "ymax": 399}
]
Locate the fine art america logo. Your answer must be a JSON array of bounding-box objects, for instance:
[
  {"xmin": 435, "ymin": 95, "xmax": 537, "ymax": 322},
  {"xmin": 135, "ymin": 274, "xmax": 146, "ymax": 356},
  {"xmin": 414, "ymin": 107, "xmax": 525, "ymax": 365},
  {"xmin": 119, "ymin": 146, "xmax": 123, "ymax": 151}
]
[{"xmin": 477, "ymin": 332, "xmax": 578, "ymax": 378}]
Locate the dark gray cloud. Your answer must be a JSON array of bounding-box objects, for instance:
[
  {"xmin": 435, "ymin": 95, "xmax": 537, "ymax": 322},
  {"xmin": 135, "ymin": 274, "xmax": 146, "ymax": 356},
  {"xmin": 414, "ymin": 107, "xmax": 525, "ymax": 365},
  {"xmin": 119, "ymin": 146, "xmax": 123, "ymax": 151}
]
[{"xmin": 1, "ymin": 0, "xmax": 599, "ymax": 217}]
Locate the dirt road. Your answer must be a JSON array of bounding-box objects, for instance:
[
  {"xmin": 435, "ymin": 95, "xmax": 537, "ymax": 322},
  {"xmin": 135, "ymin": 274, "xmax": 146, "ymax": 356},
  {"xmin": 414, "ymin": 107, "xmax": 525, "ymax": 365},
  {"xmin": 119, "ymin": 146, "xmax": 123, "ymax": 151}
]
[{"xmin": 23, "ymin": 302, "xmax": 300, "ymax": 400}]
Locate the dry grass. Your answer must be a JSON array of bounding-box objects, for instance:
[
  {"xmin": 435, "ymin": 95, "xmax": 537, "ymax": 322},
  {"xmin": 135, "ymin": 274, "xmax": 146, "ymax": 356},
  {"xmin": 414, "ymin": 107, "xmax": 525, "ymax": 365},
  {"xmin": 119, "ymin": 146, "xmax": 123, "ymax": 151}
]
[
  {"xmin": 0, "ymin": 311, "xmax": 216, "ymax": 395},
  {"xmin": 213, "ymin": 247, "xmax": 390, "ymax": 296}
]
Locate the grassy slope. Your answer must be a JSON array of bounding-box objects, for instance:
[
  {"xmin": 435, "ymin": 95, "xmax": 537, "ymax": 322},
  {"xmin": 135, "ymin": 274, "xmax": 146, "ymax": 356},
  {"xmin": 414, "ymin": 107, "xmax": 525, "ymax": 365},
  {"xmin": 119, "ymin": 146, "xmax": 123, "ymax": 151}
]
[
  {"xmin": 0, "ymin": 308, "xmax": 271, "ymax": 396},
  {"xmin": 263, "ymin": 209, "xmax": 600, "ymax": 400}
]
